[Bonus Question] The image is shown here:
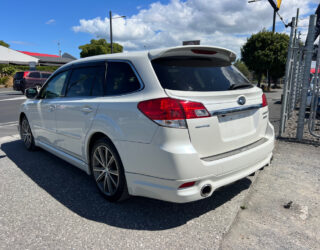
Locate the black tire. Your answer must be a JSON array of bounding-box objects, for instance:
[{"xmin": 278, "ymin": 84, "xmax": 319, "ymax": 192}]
[
  {"xmin": 90, "ymin": 138, "xmax": 129, "ymax": 202},
  {"xmin": 20, "ymin": 116, "xmax": 36, "ymax": 151}
]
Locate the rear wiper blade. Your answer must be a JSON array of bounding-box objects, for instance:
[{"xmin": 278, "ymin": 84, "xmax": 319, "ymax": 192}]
[{"xmin": 229, "ymin": 83, "xmax": 253, "ymax": 90}]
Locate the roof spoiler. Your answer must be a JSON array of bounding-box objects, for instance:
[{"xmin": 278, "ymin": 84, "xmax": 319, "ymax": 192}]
[{"xmin": 148, "ymin": 45, "xmax": 236, "ymax": 63}]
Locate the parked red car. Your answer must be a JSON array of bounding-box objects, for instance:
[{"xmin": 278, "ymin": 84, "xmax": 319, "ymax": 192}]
[{"xmin": 13, "ymin": 71, "xmax": 52, "ymax": 93}]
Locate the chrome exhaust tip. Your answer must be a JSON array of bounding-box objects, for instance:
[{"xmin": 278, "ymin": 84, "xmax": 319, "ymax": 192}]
[{"xmin": 200, "ymin": 184, "xmax": 212, "ymax": 197}]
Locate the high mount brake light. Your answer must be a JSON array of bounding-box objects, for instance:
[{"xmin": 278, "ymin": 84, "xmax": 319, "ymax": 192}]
[
  {"xmin": 191, "ymin": 49, "xmax": 217, "ymax": 55},
  {"xmin": 138, "ymin": 98, "xmax": 210, "ymax": 128},
  {"xmin": 262, "ymin": 93, "xmax": 268, "ymax": 107}
]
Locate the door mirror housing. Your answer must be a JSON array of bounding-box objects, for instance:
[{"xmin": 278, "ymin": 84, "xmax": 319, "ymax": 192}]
[{"xmin": 25, "ymin": 88, "xmax": 38, "ymax": 99}]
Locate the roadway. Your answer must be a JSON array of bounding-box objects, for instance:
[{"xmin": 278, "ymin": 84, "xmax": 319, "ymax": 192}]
[{"xmin": 0, "ymin": 88, "xmax": 26, "ymax": 137}]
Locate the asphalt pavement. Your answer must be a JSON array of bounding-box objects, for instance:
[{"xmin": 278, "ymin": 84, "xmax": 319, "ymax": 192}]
[
  {"xmin": 0, "ymin": 88, "xmax": 25, "ymax": 137},
  {"xmin": 0, "ymin": 135, "xmax": 256, "ymax": 249},
  {"xmin": 0, "ymin": 86, "xmax": 257, "ymax": 249}
]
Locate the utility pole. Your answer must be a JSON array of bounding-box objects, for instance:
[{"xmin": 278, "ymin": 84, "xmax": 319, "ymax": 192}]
[
  {"xmin": 57, "ymin": 41, "xmax": 61, "ymax": 57},
  {"xmin": 248, "ymin": 0, "xmax": 281, "ymax": 33},
  {"xmin": 109, "ymin": 11, "xmax": 113, "ymax": 54},
  {"xmin": 109, "ymin": 11, "xmax": 125, "ymax": 54},
  {"xmin": 272, "ymin": 9, "xmax": 276, "ymax": 33}
]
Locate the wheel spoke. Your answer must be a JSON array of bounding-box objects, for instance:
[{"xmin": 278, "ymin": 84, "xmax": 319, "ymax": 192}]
[
  {"xmin": 94, "ymin": 151, "xmax": 104, "ymax": 167},
  {"xmin": 96, "ymin": 171, "xmax": 105, "ymax": 182},
  {"xmin": 103, "ymin": 173, "xmax": 108, "ymax": 192},
  {"xmin": 109, "ymin": 173, "xmax": 117, "ymax": 186},
  {"xmin": 109, "ymin": 169, "xmax": 119, "ymax": 176},
  {"xmin": 105, "ymin": 148, "xmax": 109, "ymax": 166},
  {"xmin": 98, "ymin": 147, "xmax": 106, "ymax": 167},
  {"xmin": 106, "ymin": 156, "xmax": 114, "ymax": 169},
  {"xmin": 93, "ymin": 167, "xmax": 104, "ymax": 173},
  {"xmin": 106, "ymin": 174, "xmax": 113, "ymax": 193}
]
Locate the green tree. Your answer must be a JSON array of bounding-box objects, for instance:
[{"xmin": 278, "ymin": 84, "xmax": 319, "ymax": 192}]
[
  {"xmin": 241, "ymin": 29, "xmax": 289, "ymax": 88},
  {"xmin": 234, "ymin": 59, "xmax": 251, "ymax": 80},
  {"xmin": 0, "ymin": 40, "xmax": 10, "ymax": 48},
  {"xmin": 79, "ymin": 39, "xmax": 123, "ymax": 58}
]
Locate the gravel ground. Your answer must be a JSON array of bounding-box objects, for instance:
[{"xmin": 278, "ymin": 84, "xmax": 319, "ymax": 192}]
[
  {"xmin": 221, "ymin": 140, "xmax": 320, "ymax": 250},
  {"xmin": 221, "ymin": 89, "xmax": 320, "ymax": 249},
  {"xmin": 282, "ymin": 109, "xmax": 320, "ymax": 145}
]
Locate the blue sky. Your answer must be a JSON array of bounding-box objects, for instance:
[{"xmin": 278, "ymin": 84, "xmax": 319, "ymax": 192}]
[
  {"xmin": 1, "ymin": 0, "xmax": 169, "ymax": 57},
  {"xmin": 1, "ymin": 0, "xmax": 318, "ymax": 58}
]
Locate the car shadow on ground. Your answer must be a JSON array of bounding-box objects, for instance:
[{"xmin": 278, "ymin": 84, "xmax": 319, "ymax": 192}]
[{"xmin": 1, "ymin": 140, "xmax": 252, "ymax": 231}]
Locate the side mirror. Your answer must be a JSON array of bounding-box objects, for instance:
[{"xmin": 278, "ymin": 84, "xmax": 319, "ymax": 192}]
[{"xmin": 25, "ymin": 88, "xmax": 38, "ymax": 99}]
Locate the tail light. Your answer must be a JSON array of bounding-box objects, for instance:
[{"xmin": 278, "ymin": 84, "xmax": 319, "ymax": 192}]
[
  {"xmin": 23, "ymin": 71, "xmax": 29, "ymax": 78},
  {"xmin": 179, "ymin": 181, "xmax": 196, "ymax": 189},
  {"xmin": 262, "ymin": 93, "xmax": 268, "ymax": 107},
  {"xmin": 138, "ymin": 98, "xmax": 210, "ymax": 128}
]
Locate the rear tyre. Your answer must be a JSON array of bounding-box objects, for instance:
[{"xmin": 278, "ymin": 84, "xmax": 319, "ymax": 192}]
[
  {"xmin": 20, "ymin": 117, "xmax": 36, "ymax": 151},
  {"xmin": 90, "ymin": 138, "xmax": 129, "ymax": 202}
]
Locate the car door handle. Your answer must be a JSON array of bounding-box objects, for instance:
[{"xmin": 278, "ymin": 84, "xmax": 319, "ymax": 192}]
[
  {"xmin": 81, "ymin": 107, "xmax": 93, "ymax": 113},
  {"xmin": 48, "ymin": 105, "xmax": 56, "ymax": 112}
]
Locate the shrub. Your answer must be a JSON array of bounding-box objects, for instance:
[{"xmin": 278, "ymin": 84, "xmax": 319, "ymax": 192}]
[
  {"xmin": 1, "ymin": 66, "xmax": 16, "ymax": 76},
  {"xmin": 0, "ymin": 76, "xmax": 9, "ymax": 85}
]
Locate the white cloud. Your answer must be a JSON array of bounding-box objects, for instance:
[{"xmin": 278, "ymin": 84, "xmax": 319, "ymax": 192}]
[
  {"xmin": 72, "ymin": 0, "xmax": 318, "ymax": 56},
  {"xmin": 46, "ymin": 19, "xmax": 56, "ymax": 25}
]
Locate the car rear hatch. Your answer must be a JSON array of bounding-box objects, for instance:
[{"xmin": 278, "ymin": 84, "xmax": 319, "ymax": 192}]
[{"xmin": 150, "ymin": 46, "xmax": 268, "ymax": 158}]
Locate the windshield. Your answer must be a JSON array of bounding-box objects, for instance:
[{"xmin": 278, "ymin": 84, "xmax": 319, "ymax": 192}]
[{"xmin": 152, "ymin": 57, "xmax": 252, "ymax": 92}]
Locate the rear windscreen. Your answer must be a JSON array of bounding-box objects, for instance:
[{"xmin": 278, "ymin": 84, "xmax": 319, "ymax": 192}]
[
  {"xmin": 152, "ymin": 57, "xmax": 252, "ymax": 91},
  {"xmin": 14, "ymin": 72, "xmax": 24, "ymax": 79}
]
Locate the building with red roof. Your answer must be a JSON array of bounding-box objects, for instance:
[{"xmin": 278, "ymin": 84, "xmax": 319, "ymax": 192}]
[{"xmin": 17, "ymin": 51, "xmax": 76, "ymax": 66}]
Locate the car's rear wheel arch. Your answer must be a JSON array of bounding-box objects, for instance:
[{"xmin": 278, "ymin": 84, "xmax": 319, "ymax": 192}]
[{"xmin": 87, "ymin": 132, "xmax": 119, "ymax": 175}]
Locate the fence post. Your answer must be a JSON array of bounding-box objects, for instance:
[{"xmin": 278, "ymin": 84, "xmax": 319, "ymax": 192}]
[
  {"xmin": 279, "ymin": 17, "xmax": 296, "ymax": 137},
  {"xmin": 295, "ymin": 44, "xmax": 304, "ymax": 107},
  {"xmin": 296, "ymin": 14, "xmax": 317, "ymax": 140}
]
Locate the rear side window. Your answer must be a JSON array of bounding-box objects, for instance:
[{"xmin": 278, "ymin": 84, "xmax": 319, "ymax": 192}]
[
  {"xmin": 105, "ymin": 62, "xmax": 141, "ymax": 96},
  {"xmin": 41, "ymin": 73, "xmax": 51, "ymax": 78},
  {"xmin": 152, "ymin": 57, "xmax": 252, "ymax": 91},
  {"xmin": 14, "ymin": 72, "xmax": 24, "ymax": 79},
  {"xmin": 29, "ymin": 72, "xmax": 40, "ymax": 78},
  {"xmin": 66, "ymin": 66, "xmax": 105, "ymax": 97}
]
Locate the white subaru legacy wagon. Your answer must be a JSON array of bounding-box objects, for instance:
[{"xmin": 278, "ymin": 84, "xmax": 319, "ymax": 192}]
[{"xmin": 19, "ymin": 46, "xmax": 274, "ymax": 203}]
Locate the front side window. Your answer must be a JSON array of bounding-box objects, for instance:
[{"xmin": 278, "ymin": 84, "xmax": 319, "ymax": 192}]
[
  {"xmin": 105, "ymin": 62, "xmax": 141, "ymax": 96},
  {"xmin": 152, "ymin": 57, "xmax": 252, "ymax": 91},
  {"xmin": 66, "ymin": 66, "xmax": 105, "ymax": 97},
  {"xmin": 40, "ymin": 71, "xmax": 68, "ymax": 99}
]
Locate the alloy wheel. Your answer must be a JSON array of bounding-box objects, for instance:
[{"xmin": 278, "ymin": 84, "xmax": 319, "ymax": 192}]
[
  {"xmin": 21, "ymin": 119, "xmax": 32, "ymax": 148},
  {"xmin": 92, "ymin": 145, "xmax": 120, "ymax": 196}
]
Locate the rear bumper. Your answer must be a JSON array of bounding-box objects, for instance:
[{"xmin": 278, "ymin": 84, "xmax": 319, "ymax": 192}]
[
  {"xmin": 13, "ymin": 83, "xmax": 21, "ymax": 91},
  {"xmin": 123, "ymin": 122, "xmax": 275, "ymax": 203}
]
